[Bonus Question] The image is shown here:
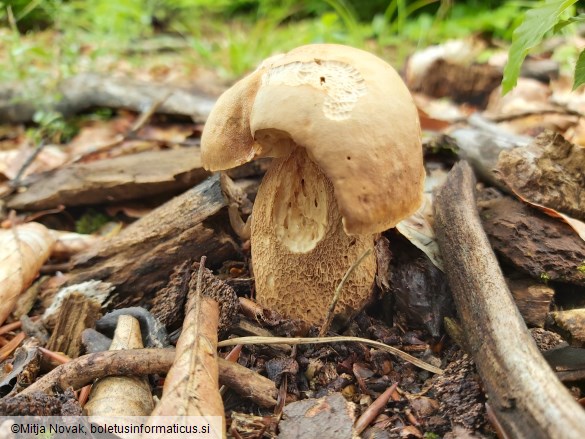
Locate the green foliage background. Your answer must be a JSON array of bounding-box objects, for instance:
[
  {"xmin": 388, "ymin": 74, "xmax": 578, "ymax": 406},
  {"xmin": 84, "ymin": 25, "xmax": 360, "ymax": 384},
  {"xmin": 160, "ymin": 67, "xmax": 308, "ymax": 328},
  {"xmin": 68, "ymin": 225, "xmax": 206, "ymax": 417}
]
[{"xmin": 0, "ymin": 0, "xmax": 582, "ymax": 92}]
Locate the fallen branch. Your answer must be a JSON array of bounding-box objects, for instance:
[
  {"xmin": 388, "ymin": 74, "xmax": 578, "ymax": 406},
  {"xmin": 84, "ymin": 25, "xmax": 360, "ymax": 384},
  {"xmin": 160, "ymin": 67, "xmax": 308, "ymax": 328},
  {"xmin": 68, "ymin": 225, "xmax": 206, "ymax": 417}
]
[
  {"xmin": 0, "ymin": 73, "xmax": 216, "ymax": 124},
  {"xmin": 433, "ymin": 161, "xmax": 585, "ymax": 439},
  {"xmin": 20, "ymin": 349, "xmax": 277, "ymax": 408}
]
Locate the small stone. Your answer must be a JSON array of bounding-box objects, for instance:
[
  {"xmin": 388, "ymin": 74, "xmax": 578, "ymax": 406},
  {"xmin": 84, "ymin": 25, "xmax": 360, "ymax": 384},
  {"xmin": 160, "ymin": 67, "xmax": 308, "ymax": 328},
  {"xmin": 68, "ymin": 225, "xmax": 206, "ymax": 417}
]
[{"xmin": 279, "ymin": 393, "xmax": 357, "ymax": 439}]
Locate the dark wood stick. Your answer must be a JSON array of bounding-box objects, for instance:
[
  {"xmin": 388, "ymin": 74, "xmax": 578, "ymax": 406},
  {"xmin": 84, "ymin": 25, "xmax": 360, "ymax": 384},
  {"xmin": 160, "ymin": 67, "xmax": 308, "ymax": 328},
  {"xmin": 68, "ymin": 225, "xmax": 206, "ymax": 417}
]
[
  {"xmin": 20, "ymin": 349, "xmax": 277, "ymax": 408},
  {"xmin": 433, "ymin": 161, "xmax": 585, "ymax": 439}
]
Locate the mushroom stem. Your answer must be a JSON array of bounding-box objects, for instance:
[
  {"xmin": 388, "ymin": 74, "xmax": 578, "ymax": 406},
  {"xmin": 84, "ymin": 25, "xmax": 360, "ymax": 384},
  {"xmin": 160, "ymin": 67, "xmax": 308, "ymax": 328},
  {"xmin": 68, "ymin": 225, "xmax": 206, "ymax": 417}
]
[
  {"xmin": 319, "ymin": 247, "xmax": 373, "ymax": 336},
  {"xmin": 251, "ymin": 148, "xmax": 376, "ymax": 325}
]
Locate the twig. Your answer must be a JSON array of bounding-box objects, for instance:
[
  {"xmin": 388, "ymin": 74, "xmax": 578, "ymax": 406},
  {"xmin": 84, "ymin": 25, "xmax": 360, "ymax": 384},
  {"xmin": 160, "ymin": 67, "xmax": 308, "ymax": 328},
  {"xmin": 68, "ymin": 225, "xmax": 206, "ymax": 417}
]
[
  {"xmin": 485, "ymin": 107, "xmax": 584, "ymax": 123},
  {"xmin": 0, "ymin": 316, "xmax": 40, "ymax": 335},
  {"xmin": 354, "ymin": 382, "xmax": 398, "ymax": 435},
  {"xmin": 21, "ymin": 349, "xmax": 277, "ymax": 408},
  {"xmin": 319, "ymin": 248, "xmax": 373, "ymax": 336},
  {"xmin": 218, "ymin": 335, "xmax": 442, "ymax": 375},
  {"xmin": 0, "ymin": 332, "xmax": 26, "ymax": 361},
  {"xmin": 38, "ymin": 346, "xmax": 70, "ymax": 364},
  {"xmin": 77, "ymin": 385, "xmax": 92, "ymax": 407},
  {"xmin": 9, "ymin": 140, "xmax": 47, "ymax": 188}
]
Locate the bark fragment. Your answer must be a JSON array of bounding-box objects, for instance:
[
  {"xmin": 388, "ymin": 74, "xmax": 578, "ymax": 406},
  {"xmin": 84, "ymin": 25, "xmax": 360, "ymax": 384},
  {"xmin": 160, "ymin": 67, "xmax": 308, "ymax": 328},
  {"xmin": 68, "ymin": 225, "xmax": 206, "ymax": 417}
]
[
  {"xmin": 497, "ymin": 131, "xmax": 585, "ymax": 221},
  {"xmin": 8, "ymin": 148, "xmax": 210, "ymax": 210},
  {"xmin": 46, "ymin": 292, "xmax": 102, "ymax": 358},
  {"xmin": 547, "ymin": 309, "xmax": 585, "ymax": 347},
  {"xmin": 479, "ymin": 196, "xmax": 585, "ymax": 286}
]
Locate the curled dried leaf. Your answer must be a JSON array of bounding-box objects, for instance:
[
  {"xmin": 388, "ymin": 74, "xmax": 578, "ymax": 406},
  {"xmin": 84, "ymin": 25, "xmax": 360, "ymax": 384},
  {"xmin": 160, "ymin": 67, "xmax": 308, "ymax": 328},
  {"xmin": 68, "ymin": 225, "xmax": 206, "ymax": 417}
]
[{"xmin": 0, "ymin": 222, "xmax": 55, "ymax": 326}]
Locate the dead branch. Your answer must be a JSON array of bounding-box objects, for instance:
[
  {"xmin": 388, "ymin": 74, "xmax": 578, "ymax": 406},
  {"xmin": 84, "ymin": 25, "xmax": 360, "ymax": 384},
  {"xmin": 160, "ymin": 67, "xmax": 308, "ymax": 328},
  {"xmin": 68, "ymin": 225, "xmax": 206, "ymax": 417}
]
[
  {"xmin": 20, "ymin": 348, "xmax": 277, "ymax": 408},
  {"xmin": 433, "ymin": 161, "xmax": 585, "ymax": 439},
  {"xmin": 0, "ymin": 73, "xmax": 216, "ymax": 124}
]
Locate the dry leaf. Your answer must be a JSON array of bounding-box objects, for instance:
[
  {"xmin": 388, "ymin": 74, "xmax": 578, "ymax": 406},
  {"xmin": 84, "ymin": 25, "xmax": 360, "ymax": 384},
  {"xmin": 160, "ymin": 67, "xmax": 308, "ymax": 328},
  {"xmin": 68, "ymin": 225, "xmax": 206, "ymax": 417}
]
[
  {"xmin": 0, "ymin": 146, "xmax": 68, "ymax": 181},
  {"xmin": 151, "ymin": 263, "xmax": 225, "ymax": 436},
  {"xmin": 396, "ymin": 167, "xmax": 448, "ymax": 271},
  {"xmin": 0, "ymin": 223, "xmax": 55, "ymax": 326}
]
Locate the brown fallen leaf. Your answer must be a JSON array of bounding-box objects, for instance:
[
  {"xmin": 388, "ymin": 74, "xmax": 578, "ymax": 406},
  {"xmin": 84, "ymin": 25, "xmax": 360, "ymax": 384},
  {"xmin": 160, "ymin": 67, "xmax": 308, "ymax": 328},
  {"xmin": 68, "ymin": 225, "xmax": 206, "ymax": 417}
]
[
  {"xmin": 0, "ymin": 145, "xmax": 68, "ymax": 181},
  {"xmin": 85, "ymin": 314, "xmax": 154, "ymax": 416},
  {"xmin": 0, "ymin": 222, "xmax": 55, "ymax": 326},
  {"xmin": 150, "ymin": 259, "xmax": 225, "ymax": 436},
  {"xmin": 396, "ymin": 166, "xmax": 448, "ymax": 271}
]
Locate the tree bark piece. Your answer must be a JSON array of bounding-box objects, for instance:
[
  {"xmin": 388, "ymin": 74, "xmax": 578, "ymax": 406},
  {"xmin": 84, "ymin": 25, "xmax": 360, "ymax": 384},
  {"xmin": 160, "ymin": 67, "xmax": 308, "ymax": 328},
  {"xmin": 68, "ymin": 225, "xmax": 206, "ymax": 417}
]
[
  {"xmin": 60, "ymin": 175, "xmax": 239, "ymax": 305},
  {"xmin": 408, "ymin": 59, "xmax": 502, "ymax": 108},
  {"xmin": 447, "ymin": 114, "xmax": 531, "ymax": 189},
  {"xmin": 20, "ymin": 349, "xmax": 277, "ymax": 408},
  {"xmin": 0, "ymin": 73, "xmax": 217, "ymax": 124},
  {"xmin": 479, "ymin": 195, "xmax": 585, "ymax": 286},
  {"xmin": 46, "ymin": 292, "xmax": 102, "ymax": 358},
  {"xmin": 8, "ymin": 148, "xmax": 209, "ymax": 210},
  {"xmin": 497, "ymin": 131, "xmax": 585, "ymax": 221},
  {"xmin": 433, "ymin": 161, "xmax": 585, "ymax": 439}
]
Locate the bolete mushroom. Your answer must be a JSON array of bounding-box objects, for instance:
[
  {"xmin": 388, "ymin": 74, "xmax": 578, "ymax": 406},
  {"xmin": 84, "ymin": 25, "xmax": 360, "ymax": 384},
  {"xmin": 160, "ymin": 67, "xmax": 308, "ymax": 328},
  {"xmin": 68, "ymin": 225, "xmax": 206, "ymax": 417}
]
[{"xmin": 201, "ymin": 44, "xmax": 424, "ymax": 326}]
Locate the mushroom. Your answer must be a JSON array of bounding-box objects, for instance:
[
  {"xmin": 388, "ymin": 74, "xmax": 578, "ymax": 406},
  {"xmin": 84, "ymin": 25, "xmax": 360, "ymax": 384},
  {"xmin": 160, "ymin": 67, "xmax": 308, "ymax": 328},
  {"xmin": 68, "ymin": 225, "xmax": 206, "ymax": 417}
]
[{"xmin": 201, "ymin": 44, "xmax": 424, "ymax": 326}]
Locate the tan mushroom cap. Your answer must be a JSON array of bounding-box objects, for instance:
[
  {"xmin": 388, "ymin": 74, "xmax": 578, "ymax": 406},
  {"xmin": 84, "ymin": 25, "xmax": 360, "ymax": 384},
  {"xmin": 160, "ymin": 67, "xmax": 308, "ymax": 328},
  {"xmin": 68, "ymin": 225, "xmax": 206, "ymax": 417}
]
[{"xmin": 201, "ymin": 44, "xmax": 424, "ymax": 235}]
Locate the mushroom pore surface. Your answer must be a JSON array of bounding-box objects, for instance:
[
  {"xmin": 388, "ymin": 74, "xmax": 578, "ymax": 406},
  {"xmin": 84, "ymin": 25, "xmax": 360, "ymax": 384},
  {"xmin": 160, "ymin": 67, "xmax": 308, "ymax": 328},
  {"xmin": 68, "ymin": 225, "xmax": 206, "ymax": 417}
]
[{"xmin": 252, "ymin": 148, "xmax": 376, "ymax": 325}]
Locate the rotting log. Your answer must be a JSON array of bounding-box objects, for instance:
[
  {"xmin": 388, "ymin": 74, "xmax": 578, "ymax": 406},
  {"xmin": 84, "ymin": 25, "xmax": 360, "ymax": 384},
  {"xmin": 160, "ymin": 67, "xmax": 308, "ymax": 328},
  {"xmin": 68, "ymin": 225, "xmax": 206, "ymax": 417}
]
[
  {"xmin": 58, "ymin": 174, "xmax": 239, "ymax": 306},
  {"xmin": 0, "ymin": 73, "xmax": 216, "ymax": 124},
  {"xmin": 433, "ymin": 161, "xmax": 585, "ymax": 439}
]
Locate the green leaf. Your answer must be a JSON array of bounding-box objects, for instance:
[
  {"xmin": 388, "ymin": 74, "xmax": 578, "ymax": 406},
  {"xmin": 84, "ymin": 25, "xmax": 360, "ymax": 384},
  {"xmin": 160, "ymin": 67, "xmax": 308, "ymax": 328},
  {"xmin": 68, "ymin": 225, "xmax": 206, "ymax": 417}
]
[
  {"xmin": 554, "ymin": 13, "xmax": 585, "ymax": 32},
  {"xmin": 574, "ymin": 49, "xmax": 585, "ymax": 90},
  {"xmin": 502, "ymin": 0, "xmax": 578, "ymax": 94}
]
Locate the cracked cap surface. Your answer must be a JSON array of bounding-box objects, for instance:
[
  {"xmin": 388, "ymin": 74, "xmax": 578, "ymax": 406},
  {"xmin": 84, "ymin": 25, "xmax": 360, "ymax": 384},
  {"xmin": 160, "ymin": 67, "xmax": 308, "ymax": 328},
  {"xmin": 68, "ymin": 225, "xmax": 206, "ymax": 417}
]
[{"xmin": 201, "ymin": 44, "xmax": 424, "ymax": 234}]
